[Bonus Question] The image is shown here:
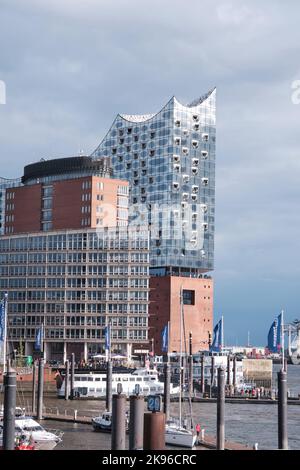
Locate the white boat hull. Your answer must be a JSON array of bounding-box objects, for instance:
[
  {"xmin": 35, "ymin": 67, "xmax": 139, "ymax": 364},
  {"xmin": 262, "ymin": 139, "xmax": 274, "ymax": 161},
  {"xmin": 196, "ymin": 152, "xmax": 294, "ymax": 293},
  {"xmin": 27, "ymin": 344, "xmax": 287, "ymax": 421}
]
[{"xmin": 165, "ymin": 428, "xmax": 196, "ymax": 448}]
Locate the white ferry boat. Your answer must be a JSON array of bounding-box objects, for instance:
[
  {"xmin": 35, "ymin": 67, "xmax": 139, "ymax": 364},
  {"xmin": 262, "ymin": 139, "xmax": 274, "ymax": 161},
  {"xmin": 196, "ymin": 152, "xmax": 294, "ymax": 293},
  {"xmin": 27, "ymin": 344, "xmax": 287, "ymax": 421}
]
[{"xmin": 58, "ymin": 368, "xmax": 180, "ymax": 398}]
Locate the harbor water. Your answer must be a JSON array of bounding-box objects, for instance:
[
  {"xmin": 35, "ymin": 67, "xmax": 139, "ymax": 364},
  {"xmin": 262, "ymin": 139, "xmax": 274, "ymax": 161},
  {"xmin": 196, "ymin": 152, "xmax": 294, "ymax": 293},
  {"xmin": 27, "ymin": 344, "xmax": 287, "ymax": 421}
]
[
  {"xmin": 44, "ymin": 364, "xmax": 300, "ymax": 450},
  {"xmin": 2, "ymin": 364, "xmax": 300, "ymax": 450}
]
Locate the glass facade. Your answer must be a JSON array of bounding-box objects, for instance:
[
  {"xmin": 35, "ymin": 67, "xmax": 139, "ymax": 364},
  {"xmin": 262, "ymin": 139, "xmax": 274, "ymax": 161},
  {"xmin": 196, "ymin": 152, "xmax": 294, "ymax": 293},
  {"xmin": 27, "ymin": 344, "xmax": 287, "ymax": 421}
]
[
  {"xmin": 0, "ymin": 228, "xmax": 149, "ymax": 358},
  {"xmin": 91, "ymin": 89, "xmax": 216, "ymax": 275}
]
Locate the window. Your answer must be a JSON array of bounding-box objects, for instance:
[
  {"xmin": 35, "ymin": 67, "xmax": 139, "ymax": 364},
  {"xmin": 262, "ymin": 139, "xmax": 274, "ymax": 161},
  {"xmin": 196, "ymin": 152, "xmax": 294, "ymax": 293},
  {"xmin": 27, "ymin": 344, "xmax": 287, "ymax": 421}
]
[{"xmin": 183, "ymin": 289, "xmax": 195, "ymax": 305}]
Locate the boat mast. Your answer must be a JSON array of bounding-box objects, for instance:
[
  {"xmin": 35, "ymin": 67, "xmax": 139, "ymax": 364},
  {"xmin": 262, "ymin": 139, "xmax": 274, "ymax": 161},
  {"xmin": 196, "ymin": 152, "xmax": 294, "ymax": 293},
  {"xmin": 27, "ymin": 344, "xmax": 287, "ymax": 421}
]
[
  {"xmin": 2, "ymin": 292, "xmax": 8, "ymax": 373},
  {"xmin": 179, "ymin": 286, "xmax": 183, "ymax": 427}
]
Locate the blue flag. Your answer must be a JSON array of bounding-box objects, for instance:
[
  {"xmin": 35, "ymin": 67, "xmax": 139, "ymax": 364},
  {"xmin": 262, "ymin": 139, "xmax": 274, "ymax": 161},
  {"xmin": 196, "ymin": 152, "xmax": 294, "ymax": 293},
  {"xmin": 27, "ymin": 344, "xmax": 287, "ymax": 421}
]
[
  {"xmin": 0, "ymin": 296, "xmax": 6, "ymax": 342},
  {"xmin": 35, "ymin": 324, "xmax": 44, "ymax": 351},
  {"xmin": 104, "ymin": 325, "xmax": 110, "ymax": 350},
  {"xmin": 276, "ymin": 312, "xmax": 283, "ymax": 353},
  {"xmin": 161, "ymin": 325, "xmax": 168, "ymax": 353},
  {"xmin": 267, "ymin": 320, "xmax": 277, "ymax": 353},
  {"xmin": 210, "ymin": 319, "xmax": 223, "ymax": 352}
]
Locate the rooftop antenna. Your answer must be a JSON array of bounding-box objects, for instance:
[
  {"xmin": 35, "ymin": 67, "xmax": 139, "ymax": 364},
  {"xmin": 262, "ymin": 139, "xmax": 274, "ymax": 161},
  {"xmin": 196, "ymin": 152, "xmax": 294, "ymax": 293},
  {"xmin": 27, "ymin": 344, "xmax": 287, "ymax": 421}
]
[{"xmin": 247, "ymin": 331, "xmax": 250, "ymax": 347}]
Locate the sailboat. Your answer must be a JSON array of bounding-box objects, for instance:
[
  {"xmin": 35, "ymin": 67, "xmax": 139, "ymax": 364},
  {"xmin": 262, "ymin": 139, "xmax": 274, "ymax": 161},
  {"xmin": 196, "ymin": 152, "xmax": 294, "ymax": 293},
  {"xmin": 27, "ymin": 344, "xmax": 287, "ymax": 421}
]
[{"xmin": 165, "ymin": 287, "xmax": 196, "ymax": 448}]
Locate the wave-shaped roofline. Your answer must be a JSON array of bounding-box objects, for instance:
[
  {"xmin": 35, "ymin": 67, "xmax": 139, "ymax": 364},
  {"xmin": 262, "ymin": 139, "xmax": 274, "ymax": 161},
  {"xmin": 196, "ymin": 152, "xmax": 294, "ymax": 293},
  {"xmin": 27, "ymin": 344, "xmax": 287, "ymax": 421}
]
[
  {"xmin": 118, "ymin": 88, "xmax": 216, "ymax": 123},
  {"xmin": 91, "ymin": 88, "xmax": 216, "ymax": 155}
]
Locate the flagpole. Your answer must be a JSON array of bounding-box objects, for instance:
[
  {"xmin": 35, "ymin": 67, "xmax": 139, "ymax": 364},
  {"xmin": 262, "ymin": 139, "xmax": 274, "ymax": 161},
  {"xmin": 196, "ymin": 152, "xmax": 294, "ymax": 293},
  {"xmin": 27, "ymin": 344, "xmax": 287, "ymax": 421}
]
[
  {"xmin": 3, "ymin": 293, "xmax": 8, "ymax": 373},
  {"xmin": 167, "ymin": 320, "xmax": 170, "ymax": 363},
  {"xmin": 281, "ymin": 310, "xmax": 285, "ymax": 371},
  {"xmin": 221, "ymin": 315, "xmax": 224, "ymax": 353},
  {"xmin": 109, "ymin": 321, "xmax": 111, "ymax": 362},
  {"xmin": 179, "ymin": 286, "xmax": 183, "ymax": 428},
  {"xmin": 42, "ymin": 321, "xmax": 45, "ymax": 359}
]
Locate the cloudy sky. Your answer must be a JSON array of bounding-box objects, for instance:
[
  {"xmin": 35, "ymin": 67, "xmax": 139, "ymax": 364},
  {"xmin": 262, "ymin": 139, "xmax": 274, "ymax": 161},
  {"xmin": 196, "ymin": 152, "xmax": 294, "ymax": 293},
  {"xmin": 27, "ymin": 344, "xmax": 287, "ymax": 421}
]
[{"xmin": 1, "ymin": 0, "xmax": 300, "ymax": 345}]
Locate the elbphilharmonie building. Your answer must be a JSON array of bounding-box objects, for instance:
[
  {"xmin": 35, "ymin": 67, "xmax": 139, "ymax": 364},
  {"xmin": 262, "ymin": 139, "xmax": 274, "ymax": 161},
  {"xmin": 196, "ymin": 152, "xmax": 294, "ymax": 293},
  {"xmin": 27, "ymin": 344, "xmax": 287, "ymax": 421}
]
[
  {"xmin": 92, "ymin": 89, "xmax": 216, "ymax": 353},
  {"xmin": 92, "ymin": 88, "xmax": 216, "ymax": 277}
]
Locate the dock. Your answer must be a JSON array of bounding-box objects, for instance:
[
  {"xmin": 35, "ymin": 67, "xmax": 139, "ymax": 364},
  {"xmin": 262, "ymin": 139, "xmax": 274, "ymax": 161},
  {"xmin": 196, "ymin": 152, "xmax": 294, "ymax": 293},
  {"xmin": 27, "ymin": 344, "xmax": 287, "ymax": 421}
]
[{"xmin": 41, "ymin": 411, "xmax": 251, "ymax": 450}]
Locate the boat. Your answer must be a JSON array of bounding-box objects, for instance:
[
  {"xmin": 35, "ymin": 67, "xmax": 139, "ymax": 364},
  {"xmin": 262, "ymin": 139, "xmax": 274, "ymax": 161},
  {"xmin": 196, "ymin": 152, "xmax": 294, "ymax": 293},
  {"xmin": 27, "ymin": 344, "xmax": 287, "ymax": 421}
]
[
  {"xmin": 58, "ymin": 367, "xmax": 180, "ymax": 398},
  {"xmin": 92, "ymin": 410, "xmax": 129, "ymax": 432},
  {"xmin": 0, "ymin": 416, "xmax": 63, "ymax": 450},
  {"xmin": 165, "ymin": 419, "xmax": 197, "ymax": 448},
  {"xmin": 92, "ymin": 411, "xmax": 113, "ymax": 431}
]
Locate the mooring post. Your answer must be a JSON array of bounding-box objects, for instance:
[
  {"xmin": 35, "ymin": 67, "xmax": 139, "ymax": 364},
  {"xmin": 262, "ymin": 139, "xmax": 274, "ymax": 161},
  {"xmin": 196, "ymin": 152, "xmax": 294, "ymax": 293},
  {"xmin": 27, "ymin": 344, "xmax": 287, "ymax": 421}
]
[
  {"xmin": 226, "ymin": 354, "xmax": 231, "ymax": 387},
  {"xmin": 37, "ymin": 358, "xmax": 44, "ymax": 421},
  {"xmin": 3, "ymin": 361, "xmax": 16, "ymax": 450},
  {"xmin": 217, "ymin": 367, "xmax": 225, "ymax": 450},
  {"xmin": 106, "ymin": 360, "xmax": 112, "ymax": 412},
  {"xmin": 65, "ymin": 360, "xmax": 70, "ymax": 400},
  {"xmin": 129, "ymin": 394, "xmax": 144, "ymax": 450},
  {"xmin": 278, "ymin": 369, "xmax": 288, "ymax": 449},
  {"xmin": 200, "ymin": 354, "xmax": 205, "ymax": 394},
  {"xmin": 32, "ymin": 361, "xmax": 37, "ymax": 415},
  {"xmin": 163, "ymin": 362, "xmax": 171, "ymax": 421},
  {"xmin": 143, "ymin": 412, "xmax": 165, "ymax": 450},
  {"xmin": 210, "ymin": 355, "xmax": 215, "ymax": 397},
  {"xmin": 111, "ymin": 393, "xmax": 126, "ymax": 450},
  {"xmin": 70, "ymin": 353, "xmax": 75, "ymax": 400},
  {"xmin": 189, "ymin": 332, "xmax": 193, "ymax": 397},
  {"xmin": 233, "ymin": 355, "xmax": 237, "ymax": 392}
]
